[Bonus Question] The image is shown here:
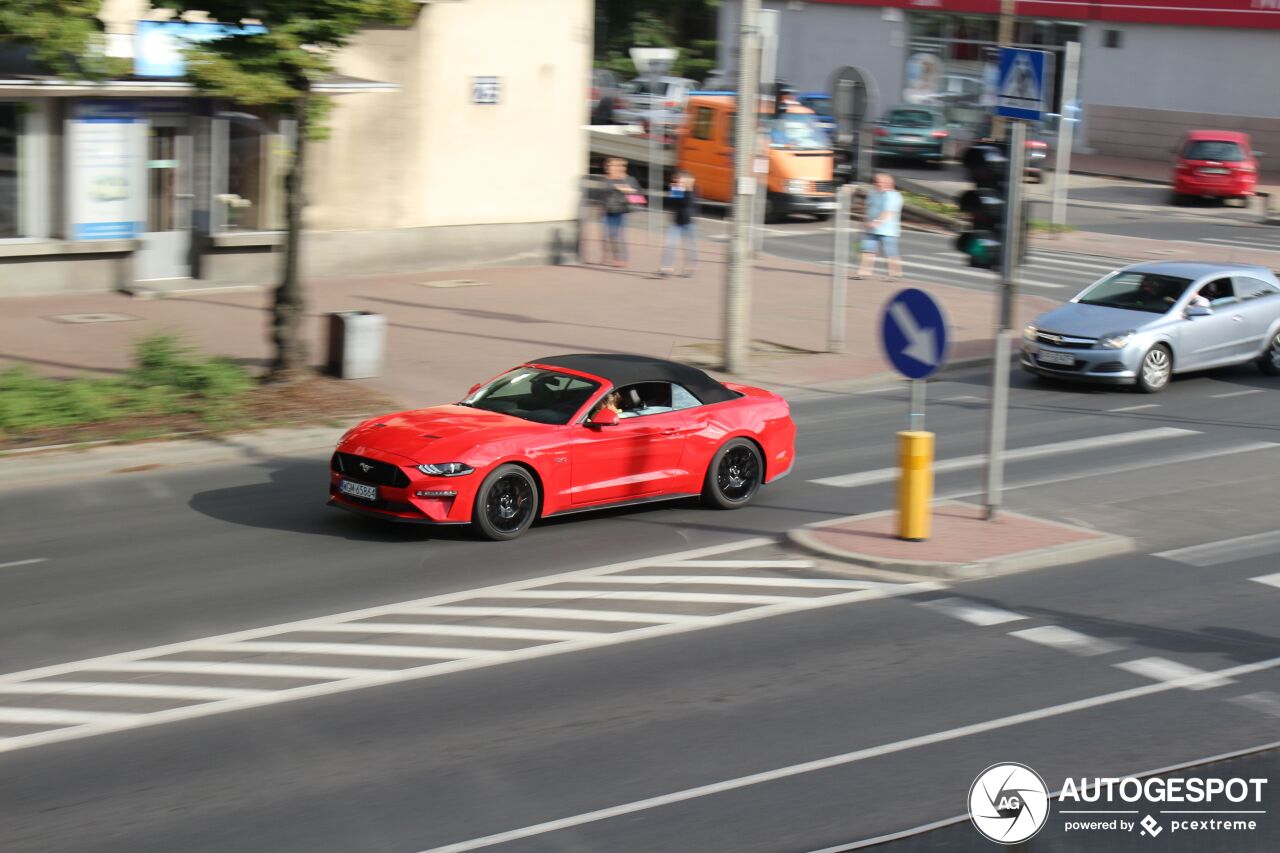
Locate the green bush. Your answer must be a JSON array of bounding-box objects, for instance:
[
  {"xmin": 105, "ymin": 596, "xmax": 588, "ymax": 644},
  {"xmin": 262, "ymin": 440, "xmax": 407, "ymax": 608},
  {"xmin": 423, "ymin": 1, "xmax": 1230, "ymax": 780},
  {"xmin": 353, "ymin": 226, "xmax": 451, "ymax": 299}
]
[{"xmin": 0, "ymin": 333, "xmax": 254, "ymax": 437}]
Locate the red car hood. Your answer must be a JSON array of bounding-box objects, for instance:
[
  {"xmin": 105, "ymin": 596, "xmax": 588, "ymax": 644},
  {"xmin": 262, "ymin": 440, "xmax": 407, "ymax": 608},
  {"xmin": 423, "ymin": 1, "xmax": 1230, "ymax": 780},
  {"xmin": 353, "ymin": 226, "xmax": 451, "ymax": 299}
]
[{"xmin": 341, "ymin": 405, "xmax": 552, "ymax": 462}]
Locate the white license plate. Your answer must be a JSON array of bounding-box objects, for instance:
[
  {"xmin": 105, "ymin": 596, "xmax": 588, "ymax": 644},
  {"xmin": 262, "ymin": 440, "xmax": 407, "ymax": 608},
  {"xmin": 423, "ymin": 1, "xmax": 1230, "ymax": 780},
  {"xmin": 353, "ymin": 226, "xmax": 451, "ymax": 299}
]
[
  {"xmin": 340, "ymin": 479, "xmax": 378, "ymax": 501},
  {"xmin": 1038, "ymin": 350, "xmax": 1075, "ymax": 366},
  {"xmin": 817, "ymin": 201, "xmax": 837, "ymax": 210},
  {"xmin": 1198, "ymin": 167, "xmax": 1230, "ymax": 175}
]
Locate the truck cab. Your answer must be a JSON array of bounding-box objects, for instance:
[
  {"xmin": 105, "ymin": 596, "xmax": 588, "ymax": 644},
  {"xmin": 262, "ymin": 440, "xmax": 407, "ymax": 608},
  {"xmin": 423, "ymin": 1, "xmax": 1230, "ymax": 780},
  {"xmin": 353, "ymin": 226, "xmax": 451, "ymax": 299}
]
[{"xmin": 677, "ymin": 94, "xmax": 836, "ymax": 222}]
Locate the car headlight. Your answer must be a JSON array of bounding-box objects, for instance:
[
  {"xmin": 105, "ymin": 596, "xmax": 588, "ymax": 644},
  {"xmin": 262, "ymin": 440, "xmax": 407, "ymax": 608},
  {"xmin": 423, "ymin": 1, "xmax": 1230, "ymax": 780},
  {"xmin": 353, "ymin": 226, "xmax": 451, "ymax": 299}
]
[
  {"xmin": 1097, "ymin": 331, "xmax": 1136, "ymax": 350},
  {"xmin": 785, "ymin": 178, "xmax": 809, "ymax": 194},
  {"xmin": 1022, "ymin": 324, "xmax": 1038, "ymax": 342},
  {"xmin": 417, "ymin": 462, "xmax": 475, "ymax": 477}
]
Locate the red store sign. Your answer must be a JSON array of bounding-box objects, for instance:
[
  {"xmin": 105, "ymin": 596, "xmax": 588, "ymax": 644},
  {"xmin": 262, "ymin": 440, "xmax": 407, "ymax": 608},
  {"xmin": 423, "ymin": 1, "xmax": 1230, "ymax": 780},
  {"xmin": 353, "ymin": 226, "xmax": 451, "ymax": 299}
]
[{"xmin": 811, "ymin": 0, "xmax": 1280, "ymax": 29}]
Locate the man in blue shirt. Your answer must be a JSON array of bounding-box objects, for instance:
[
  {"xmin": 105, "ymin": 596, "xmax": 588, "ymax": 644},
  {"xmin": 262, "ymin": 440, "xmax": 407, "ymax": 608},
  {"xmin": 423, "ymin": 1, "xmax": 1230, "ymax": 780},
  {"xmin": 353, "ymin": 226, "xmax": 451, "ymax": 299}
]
[{"xmin": 856, "ymin": 172, "xmax": 904, "ymax": 281}]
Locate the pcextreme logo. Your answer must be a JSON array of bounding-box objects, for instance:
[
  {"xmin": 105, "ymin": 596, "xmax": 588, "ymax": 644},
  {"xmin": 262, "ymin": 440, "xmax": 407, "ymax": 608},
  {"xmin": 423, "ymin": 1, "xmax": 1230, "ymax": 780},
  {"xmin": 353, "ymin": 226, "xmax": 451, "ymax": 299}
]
[{"xmin": 969, "ymin": 763, "xmax": 1051, "ymax": 844}]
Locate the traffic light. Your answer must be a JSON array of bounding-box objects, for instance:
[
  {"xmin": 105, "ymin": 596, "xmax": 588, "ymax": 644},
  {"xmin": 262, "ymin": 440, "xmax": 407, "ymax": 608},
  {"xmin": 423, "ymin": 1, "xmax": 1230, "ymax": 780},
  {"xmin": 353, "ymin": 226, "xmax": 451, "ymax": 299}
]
[{"xmin": 955, "ymin": 143, "xmax": 1008, "ymax": 270}]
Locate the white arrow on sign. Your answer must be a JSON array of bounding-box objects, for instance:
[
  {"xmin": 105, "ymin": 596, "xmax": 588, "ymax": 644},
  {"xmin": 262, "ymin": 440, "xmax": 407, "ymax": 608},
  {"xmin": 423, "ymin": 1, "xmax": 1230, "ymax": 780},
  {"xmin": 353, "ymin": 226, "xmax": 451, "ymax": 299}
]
[{"xmin": 889, "ymin": 301, "xmax": 938, "ymax": 366}]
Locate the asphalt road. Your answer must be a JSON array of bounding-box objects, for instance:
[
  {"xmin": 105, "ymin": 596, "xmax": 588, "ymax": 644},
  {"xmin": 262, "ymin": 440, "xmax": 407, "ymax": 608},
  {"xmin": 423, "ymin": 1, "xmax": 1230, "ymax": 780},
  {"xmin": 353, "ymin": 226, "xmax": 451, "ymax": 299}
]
[{"xmin": 2, "ymin": 362, "xmax": 1279, "ymax": 852}]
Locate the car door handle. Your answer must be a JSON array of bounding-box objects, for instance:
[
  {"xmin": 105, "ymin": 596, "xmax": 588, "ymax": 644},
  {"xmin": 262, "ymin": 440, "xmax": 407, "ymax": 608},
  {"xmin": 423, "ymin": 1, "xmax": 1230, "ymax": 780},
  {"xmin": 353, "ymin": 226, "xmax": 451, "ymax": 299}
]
[
  {"xmin": 1232, "ymin": 315, "xmax": 1244, "ymax": 322},
  {"xmin": 661, "ymin": 428, "xmax": 678, "ymax": 435}
]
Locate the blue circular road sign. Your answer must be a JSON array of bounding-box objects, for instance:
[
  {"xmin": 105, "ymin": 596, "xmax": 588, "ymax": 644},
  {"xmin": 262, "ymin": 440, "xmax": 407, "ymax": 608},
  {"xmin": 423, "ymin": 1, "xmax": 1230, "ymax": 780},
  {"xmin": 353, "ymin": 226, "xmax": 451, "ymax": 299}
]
[{"xmin": 880, "ymin": 288, "xmax": 950, "ymax": 380}]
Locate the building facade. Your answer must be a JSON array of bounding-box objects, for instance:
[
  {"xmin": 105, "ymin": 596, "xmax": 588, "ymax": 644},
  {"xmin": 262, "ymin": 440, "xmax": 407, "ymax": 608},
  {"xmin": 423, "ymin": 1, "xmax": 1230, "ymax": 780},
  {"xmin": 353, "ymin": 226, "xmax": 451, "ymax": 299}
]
[
  {"xmin": 0, "ymin": 0, "xmax": 592, "ymax": 297},
  {"xmin": 717, "ymin": 0, "xmax": 1280, "ymax": 172}
]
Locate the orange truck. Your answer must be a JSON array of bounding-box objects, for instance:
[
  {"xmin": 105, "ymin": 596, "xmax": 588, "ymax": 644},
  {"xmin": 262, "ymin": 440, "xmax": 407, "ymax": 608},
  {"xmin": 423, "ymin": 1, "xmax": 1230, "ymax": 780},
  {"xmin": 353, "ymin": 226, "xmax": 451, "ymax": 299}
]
[{"xmin": 676, "ymin": 93, "xmax": 837, "ymax": 222}]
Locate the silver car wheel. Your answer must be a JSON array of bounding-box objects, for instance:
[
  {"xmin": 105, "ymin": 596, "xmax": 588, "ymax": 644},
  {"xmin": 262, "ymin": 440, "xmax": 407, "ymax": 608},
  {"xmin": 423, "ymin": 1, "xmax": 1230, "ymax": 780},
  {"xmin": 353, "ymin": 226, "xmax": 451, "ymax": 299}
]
[
  {"xmin": 1141, "ymin": 347, "xmax": 1171, "ymax": 390},
  {"xmin": 1270, "ymin": 334, "xmax": 1280, "ymax": 370}
]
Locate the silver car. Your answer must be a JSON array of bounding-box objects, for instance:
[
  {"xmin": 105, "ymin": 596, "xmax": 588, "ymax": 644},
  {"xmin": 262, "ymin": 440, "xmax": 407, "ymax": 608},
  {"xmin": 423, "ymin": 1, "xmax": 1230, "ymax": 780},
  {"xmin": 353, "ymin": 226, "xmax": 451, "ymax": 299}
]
[{"xmin": 1022, "ymin": 261, "xmax": 1280, "ymax": 392}]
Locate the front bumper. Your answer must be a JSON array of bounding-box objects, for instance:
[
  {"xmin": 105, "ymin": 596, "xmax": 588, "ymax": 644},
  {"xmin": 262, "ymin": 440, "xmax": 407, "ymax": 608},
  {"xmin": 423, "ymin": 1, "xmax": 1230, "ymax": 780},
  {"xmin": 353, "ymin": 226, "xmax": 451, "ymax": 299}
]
[
  {"xmin": 874, "ymin": 141, "xmax": 944, "ymax": 161},
  {"xmin": 1020, "ymin": 341, "xmax": 1141, "ymax": 385},
  {"xmin": 329, "ymin": 449, "xmax": 479, "ymax": 523},
  {"xmin": 770, "ymin": 191, "xmax": 837, "ymax": 215}
]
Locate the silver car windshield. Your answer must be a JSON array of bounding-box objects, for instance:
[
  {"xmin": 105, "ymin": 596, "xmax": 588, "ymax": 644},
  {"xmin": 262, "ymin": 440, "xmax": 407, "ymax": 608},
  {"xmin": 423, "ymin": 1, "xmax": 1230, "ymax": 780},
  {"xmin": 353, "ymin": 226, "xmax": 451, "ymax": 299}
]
[
  {"xmin": 1076, "ymin": 271, "xmax": 1193, "ymax": 315},
  {"xmin": 461, "ymin": 368, "xmax": 599, "ymax": 425}
]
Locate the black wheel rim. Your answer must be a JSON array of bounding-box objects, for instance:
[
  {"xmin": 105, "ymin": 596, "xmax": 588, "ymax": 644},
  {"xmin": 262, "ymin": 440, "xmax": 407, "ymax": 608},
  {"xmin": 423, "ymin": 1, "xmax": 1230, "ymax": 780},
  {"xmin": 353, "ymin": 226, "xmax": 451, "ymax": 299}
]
[
  {"xmin": 485, "ymin": 474, "xmax": 534, "ymax": 533},
  {"xmin": 1270, "ymin": 334, "xmax": 1280, "ymax": 369},
  {"xmin": 717, "ymin": 446, "xmax": 759, "ymax": 502}
]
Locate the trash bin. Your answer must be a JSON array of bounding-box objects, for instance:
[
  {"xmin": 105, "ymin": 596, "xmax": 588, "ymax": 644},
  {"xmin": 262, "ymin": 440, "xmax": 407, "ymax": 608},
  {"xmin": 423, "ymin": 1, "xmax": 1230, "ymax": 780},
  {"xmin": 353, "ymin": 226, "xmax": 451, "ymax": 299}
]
[{"xmin": 326, "ymin": 311, "xmax": 386, "ymax": 379}]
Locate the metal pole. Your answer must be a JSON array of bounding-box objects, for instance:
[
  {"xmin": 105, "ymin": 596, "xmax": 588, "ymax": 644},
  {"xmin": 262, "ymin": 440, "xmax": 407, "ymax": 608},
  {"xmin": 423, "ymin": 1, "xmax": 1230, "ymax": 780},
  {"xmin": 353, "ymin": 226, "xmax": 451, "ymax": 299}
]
[
  {"xmin": 909, "ymin": 378, "xmax": 926, "ymax": 432},
  {"xmin": 725, "ymin": 0, "xmax": 761, "ymax": 374},
  {"xmin": 828, "ymin": 184, "xmax": 853, "ymax": 352},
  {"xmin": 984, "ymin": 119, "xmax": 1026, "ymax": 520},
  {"xmin": 754, "ymin": 11, "xmax": 778, "ymax": 256},
  {"xmin": 1050, "ymin": 41, "xmax": 1080, "ymax": 232},
  {"xmin": 992, "ymin": 0, "xmax": 1017, "ymax": 142},
  {"xmin": 648, "ymin": 74, "xmax": 662, "ymax": 247}
]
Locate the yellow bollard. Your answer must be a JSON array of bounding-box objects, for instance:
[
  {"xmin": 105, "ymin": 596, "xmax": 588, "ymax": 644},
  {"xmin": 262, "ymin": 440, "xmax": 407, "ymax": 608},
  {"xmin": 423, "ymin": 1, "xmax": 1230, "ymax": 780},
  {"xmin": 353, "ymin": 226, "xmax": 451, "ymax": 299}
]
[{"xmin": 897, "ymin": 430, "xmax": 935, "ymax": 541}]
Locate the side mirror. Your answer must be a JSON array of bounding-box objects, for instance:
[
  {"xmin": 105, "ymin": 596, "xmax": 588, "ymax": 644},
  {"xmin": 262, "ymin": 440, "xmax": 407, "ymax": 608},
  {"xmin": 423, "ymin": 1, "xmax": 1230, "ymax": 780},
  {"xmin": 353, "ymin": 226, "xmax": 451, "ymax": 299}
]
[
  {"xmin": 1186, "ymin": 304, "xmax": 1212, "ymax": 317},
  {"xmin": 587, "ymin": 408, "xmax": 620, "ymax": 427}
]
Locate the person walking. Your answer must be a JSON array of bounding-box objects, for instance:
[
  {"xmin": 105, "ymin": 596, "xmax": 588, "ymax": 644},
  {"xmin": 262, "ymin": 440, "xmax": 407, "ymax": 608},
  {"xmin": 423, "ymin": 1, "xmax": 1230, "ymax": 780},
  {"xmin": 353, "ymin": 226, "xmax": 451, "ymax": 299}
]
[
  {"xmin": 659, "ymin": 170, "xmax": 697, "ymax": 277},
  {"xmin": 856, "ymin": 172, "xmax": 904, "ymax": 281},
  {"xmin": 601, "ymin": 157, "xmax": 644, "ymax": 268}
]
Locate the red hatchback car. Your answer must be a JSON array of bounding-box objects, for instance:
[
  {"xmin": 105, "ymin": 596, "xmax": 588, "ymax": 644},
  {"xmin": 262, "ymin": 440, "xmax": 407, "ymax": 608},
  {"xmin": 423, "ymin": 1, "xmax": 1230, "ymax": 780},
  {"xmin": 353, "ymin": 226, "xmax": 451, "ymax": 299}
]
[
  {"xmin": 1172, "ymin": 130, "xmax": 1259, "ymax": 204},
  {"xmin": 328, "ymin": 354, "xmax": 797, "ymax": 540}
]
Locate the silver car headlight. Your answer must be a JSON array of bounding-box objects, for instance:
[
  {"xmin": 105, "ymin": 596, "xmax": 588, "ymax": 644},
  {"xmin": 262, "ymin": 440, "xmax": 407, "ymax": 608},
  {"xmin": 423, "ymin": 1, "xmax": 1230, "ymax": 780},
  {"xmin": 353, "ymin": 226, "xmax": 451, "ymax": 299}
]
[
  {"xmin": 785, "ymin": 178, "xmax": 809, "ymax": 194},
  {"xmin": 1022, "ymin": 324, "xmax": 1038, "ymax": 342},
  {"xmin": 417, "ymin": 462, "xmax": 475, "ymax": 477},
  {"xmin": 1098, "ymin": 330, "xmax": 1136, "ymax": 350}
]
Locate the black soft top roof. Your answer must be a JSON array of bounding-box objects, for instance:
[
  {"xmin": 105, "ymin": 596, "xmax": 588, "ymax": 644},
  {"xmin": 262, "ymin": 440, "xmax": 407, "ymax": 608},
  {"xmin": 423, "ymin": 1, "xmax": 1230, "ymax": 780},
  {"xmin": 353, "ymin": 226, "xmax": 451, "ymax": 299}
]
[{"xmin": 530, "ymin": 353, "xmax": 738, "ymax": 404}]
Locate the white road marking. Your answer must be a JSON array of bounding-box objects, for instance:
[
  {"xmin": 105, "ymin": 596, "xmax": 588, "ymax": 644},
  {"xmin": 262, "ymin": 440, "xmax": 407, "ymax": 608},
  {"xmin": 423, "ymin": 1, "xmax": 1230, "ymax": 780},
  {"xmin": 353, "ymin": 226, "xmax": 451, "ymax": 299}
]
[
  {"xmin": 1209, "ymin": 389, "xmax": 1264, "ymax": 398},
  {"xmin": 899, "ymin": 258, "xmax": 1066, "ymax": 289},
  {"xmin": 418, "ymin": 655, "xmax": 1280, "ymax": 853},
  {"xmin": 1107, "ymin": 403, "xmax": 1159, "ymax": 412},
  {"xmin": 0, "ymin": 708, "xmax": 133, "ymax": 726},
  {"xmin": 314, "ymin": 623, "xmax": 598, "ymax": 642},
  {"xmin": 0, "ymin": 537, "xmax": 941, "ymax": 754},
  {"xmin": 1154, "ymin": 530, "xmax": 1280, "ymax": 567},
  {"xmin": 941, "ymin": 395, "xmax": 983, "ymax": 403},
  {"xmin": 1230, "ymin": 692, "xmax": 1280, "ymax": 719},
  {"xmin": 561, "ymin": 575, "xmax": 866, "ymax": 589},
  {"xmin": 1026, "ymin": 254, "xmax": 1123, "ymax": 273},
  {"xmin": 1009, "ymin": 625, "xmax": 1121, "ymax": 657},
  {"xmin": 492, "ymin": 590, "xmax": 803, "ymax": 605},
  {"xmin": 940, "ymin": 441, "xmax": 1278, "ymax": 501},
  {"xmin": 0, "ymin": 682, "xmax": 268, "ymax": 701},
  {"xmin": 1115, "ymin": 657, "xmax": 1234, "ymax": 691},
  {"xmin": 1250, "ymin": 572, "xmax": 1280, "ymax": 590},
  {"xmin": 917, "ymin": 598, "xmax": 1027, "ymax": 627},
  {"xmin": 0, "ymin": 558, "xmax": 47, "ymax": 570},
  {"xmin": 1203, "ymin": 236, "xmax": 1280, "ymax": 250},
  {"xmin": 198, "ymin": 641, "xmax": 502, "ymax": 660},
  {"xmin": 93, "ymin": 661, "xmax": 384, "ymax": 680},
  {"xmin": 812, "ymin": 427, "xmax": 1197, "ymax": 488},
  {"xmin": 659, "ymin": 559, "xmax": 817, "ymax": 569}
]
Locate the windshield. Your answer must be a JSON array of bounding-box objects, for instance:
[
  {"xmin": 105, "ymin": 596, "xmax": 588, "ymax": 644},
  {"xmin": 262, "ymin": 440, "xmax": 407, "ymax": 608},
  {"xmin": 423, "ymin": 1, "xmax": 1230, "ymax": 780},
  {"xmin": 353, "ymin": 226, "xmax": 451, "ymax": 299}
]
[
  {"xmin": 769, "ymin": 113, "xmax": 831, "ymax": 150},
  {"xmin": 461, "ymin": 368, "xmax": 600, "ymax": 425},
  {"xmin": 1076, "ymin": 271, "xmax": 1193, "ymax": 314},
  {"xmin": 803, "ymin": 96, "xmax": 832, "ymax": 116},
  {"xmin": 887, "ymin": 109, "xmax": 938, "ymax": 128},
  {"xmin": 1183, "ymin": 140, "xmax": 1245, "ymax": 161}
]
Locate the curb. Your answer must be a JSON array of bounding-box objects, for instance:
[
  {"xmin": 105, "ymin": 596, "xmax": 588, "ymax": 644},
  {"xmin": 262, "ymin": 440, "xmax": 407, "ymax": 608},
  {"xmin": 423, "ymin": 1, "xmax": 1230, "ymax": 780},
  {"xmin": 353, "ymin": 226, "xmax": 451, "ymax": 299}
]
[
  {"xmin": 787, "ymin": 509, "xmax": 1135, "ymax": 581},
  {"xmin": 0, "ymin": 425, "xmax": 344, "ymax": 491}
]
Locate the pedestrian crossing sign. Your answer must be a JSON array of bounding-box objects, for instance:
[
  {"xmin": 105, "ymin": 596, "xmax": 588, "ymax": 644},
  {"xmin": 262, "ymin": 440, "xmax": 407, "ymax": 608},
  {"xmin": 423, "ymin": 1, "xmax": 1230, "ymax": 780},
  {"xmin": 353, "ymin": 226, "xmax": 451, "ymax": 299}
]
[{"xmin": 996, "ymin": 48, "xmax": 1051, "ymax": 121}]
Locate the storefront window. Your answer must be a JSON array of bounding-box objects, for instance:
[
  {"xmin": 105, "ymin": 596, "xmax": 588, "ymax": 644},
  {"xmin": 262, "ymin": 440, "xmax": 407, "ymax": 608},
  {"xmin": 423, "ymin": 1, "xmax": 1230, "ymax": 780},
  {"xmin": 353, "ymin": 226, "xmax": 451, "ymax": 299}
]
[
  {"xmin": 0, "ymin": 103, "xmax": 19, "ymax": 238},
  {"xmin": 216, "ymin": 109, "xmax": 283, "ymax": 232}
]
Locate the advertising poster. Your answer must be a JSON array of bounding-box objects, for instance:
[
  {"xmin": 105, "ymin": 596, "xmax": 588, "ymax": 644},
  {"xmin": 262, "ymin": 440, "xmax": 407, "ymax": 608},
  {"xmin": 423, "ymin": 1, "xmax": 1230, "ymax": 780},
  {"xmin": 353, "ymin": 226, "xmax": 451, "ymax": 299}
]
[{"xmin": 68, "ymin": 100, "xmax": 140, "ymax": 240}]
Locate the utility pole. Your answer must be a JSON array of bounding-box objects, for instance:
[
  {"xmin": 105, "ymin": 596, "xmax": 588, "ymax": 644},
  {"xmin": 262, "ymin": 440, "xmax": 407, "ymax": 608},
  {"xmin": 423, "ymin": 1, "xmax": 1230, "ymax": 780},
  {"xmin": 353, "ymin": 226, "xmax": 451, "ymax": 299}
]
[
  {"xmin": 983, "ymin": 119, "xmax": 1026, "ymax": 521},
  {"xmin": 1050, "ymin": 41, "xmax": 1081, "ymax": 231},
  {"xmin": 992, "ymin": 0, "xmax": 1016, "ymax": 142},
  {"xmin": 725, "ymin": 0, "xmax": 760, "ymax": 374}
]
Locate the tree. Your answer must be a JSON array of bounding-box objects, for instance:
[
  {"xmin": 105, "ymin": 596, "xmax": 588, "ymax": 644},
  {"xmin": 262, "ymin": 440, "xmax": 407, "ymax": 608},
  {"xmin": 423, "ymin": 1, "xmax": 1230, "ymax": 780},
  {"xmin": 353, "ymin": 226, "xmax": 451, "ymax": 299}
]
[
  {"xmin": 0, "ymin": 1, "xmax": 129, "ymax": 79},
  {"xmin": 157, "ymin": 0, "xmax": 417, "ymax": 382},
  {"xmin": 595, "ymin": 1, "xmax": 718, "ymax": 82}
]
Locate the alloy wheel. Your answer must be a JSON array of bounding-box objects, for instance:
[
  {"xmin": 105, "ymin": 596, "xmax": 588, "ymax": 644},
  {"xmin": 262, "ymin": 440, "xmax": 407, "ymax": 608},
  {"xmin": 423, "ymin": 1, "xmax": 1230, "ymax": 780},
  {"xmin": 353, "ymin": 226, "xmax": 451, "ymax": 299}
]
[
  {"xmin": 717, "ymin": 446, "xmax": 759, "ymax": 502},
  {"xmin": 1142, "ymin": 348, "xmax": 1171, "ymax": 390},
  {"xmin": 485, "ymin": 473, "xmax": 534, "ymax": 533}
]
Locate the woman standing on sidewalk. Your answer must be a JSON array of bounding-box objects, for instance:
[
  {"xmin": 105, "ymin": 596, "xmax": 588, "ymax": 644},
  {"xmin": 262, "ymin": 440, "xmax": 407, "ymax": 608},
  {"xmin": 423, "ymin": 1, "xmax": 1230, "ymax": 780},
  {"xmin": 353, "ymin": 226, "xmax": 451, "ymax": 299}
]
[
  {"xmin": 659, "ymin": 170, "xmax": 698, "ymax": 277},
  {"xmin": 601, "ymin": 157, "xmax": 645, "ymax": 268}
]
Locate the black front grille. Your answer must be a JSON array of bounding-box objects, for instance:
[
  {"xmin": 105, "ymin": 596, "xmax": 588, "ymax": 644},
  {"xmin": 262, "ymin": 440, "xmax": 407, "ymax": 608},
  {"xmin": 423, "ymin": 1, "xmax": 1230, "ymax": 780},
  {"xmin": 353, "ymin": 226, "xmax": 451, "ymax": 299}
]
[
  {"xmin": 331, "ymin": 452, "xmax": 410, "ymax": 487},
  {"xmin": 1094, "ymin": 362, "xmax": 1126, "ymax": 373},
  {"xmin": 814, "ymin": 180, "xmax": 836, "ymax": 194},
  {"xmin": 1036, "ymin": 331, "xmax": 1095, "ymax": 350}
]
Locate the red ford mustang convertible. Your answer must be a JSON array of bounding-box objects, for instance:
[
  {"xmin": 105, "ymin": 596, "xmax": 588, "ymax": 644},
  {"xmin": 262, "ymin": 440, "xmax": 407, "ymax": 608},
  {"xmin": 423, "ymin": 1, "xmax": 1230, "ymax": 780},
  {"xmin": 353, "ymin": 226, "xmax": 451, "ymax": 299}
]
[{"xmin": 328, "ymin": 353, "xmax": 796, "ymax": 540}]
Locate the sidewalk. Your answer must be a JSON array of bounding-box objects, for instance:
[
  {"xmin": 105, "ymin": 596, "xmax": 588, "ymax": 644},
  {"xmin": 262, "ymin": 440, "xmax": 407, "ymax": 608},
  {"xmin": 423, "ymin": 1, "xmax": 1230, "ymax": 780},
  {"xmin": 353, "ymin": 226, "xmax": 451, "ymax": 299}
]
[{"xmin": 0, "ymin": 231, "xmax": 1059, "ymax": 411}]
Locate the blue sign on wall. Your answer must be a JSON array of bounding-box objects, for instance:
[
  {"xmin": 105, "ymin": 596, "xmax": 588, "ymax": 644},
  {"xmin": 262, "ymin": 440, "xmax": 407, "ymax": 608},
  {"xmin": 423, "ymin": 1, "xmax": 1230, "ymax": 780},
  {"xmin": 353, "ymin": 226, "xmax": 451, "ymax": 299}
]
[
  {"xmin": 995, "ymin": 47, "xmax": 1051, "ymax": 122},
  {"xmin": 880, "ymin": 288, "xmax": 950, "ymax": 380},
  {"xmin": 135, "ymin": 20, "xmax": 268, "ymax": 78}
]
